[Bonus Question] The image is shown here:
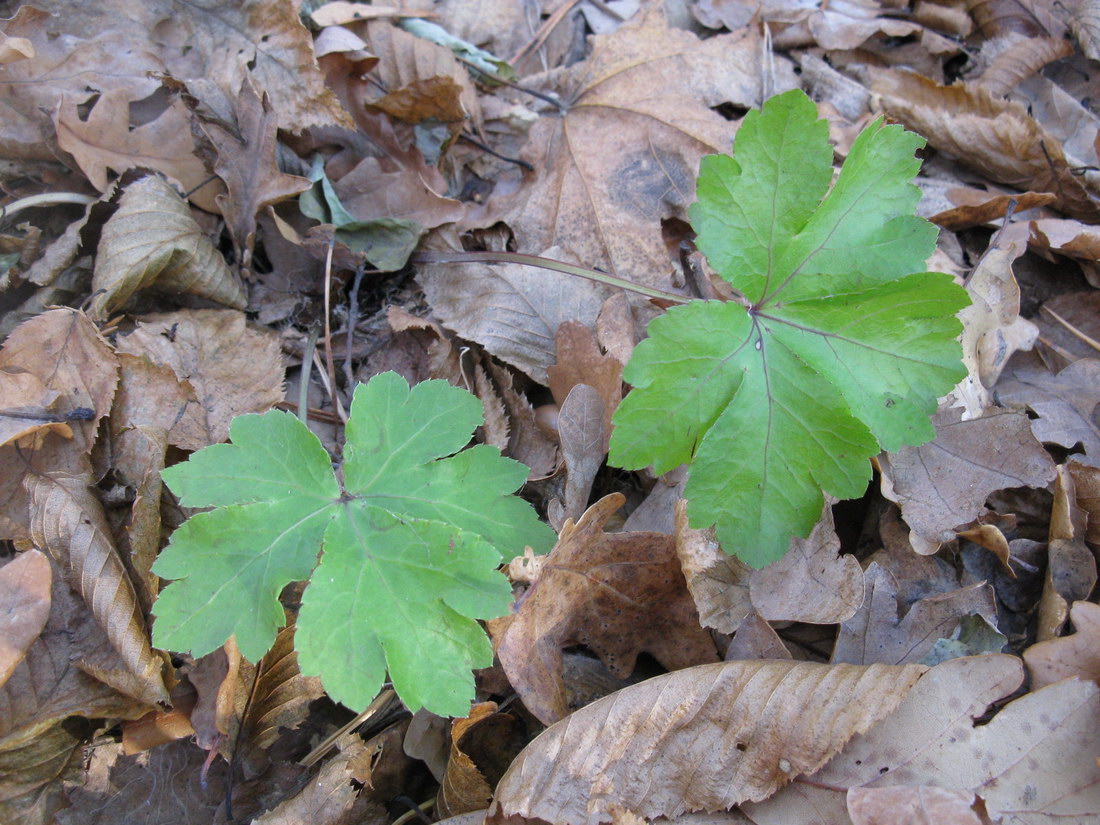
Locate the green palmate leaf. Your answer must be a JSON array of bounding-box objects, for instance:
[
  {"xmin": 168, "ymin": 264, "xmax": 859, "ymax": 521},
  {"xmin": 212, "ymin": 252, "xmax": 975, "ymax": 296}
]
[
  {"xmin": 153, "ymin": 372, "xmax": 555, "ymax": 715},
  {"xmin": 609, "ymin": 89, "xmax": 969, "ymax": 567}
]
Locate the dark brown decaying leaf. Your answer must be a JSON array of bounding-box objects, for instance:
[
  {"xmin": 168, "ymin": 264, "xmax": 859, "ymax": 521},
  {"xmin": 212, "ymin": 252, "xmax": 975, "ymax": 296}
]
[
  {"xmin": 0, "ymin": 550, "xmax": 51, "ymax": 688},
  {"xmin": 488, "ymin": 659, "xmax": 927, "ymax": 824},
  {"xmin": 89, "ymin": 176, "xmax": 246, "ymax": 320},
  {"xmin": 879, "ymin": 407, "xmax": 1056, "ymax": 553},
  {"xmin": 198, "ymin": 74, "xmax": 312, "ymax": 276},
  {"xmin": 497, "ymin": 494, "xmax": 718, "ymax": 725}
]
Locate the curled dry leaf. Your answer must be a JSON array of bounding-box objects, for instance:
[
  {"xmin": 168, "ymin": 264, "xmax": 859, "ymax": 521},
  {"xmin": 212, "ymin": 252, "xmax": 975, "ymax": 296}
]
[
  {"xmin": 878, "ymin": 407, "xmax": 1056, "ymax": 553},
  {"xmin": 27, "ymin": 474, "xmax": 169, "ymax": 707},
  {"xmin": 90, "ymin": 176, "xmax": 246, "ymax": 320},
  {"xmin": 869, "ymin": 69, "xmax": 1100, "ymax": 223},
  {"xmin": 1037, "ymin": 466, "xmax": 1096, "ymax": 641},
  {"xmin": 488, "ymin": 659, "xmax": 927, "ymax": 824},
  {"xmin": 497, "ymin": 494, "xmax": 718, "ymax": 725},
  {"xmin": 1025, "ymin": 600, "xmax": 1100, "ymax": 690},
  {"xmin": 437, "ymin": 703, "xmax": 500, "ymax": 818},
  {"xmin": 0, "ymin": 550, "xmax": 51, "ymax": 687}
]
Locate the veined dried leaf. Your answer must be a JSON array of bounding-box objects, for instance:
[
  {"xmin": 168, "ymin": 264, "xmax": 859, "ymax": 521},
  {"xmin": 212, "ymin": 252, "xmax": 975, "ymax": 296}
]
[
  {"xmin": 0, "ymin": 550, "xmax": 51, "ymax": 687},
  {"xmin": 90, "ymin": 176, "xmax": 246, "ymax": 320},
  {"xmin": 973, "ymin": 34, "xmax": 1073, "ymax": 98},
  {"xmin": 488, "ymin": 660, "xmax": 926, "ymax": 824},
  {"xmin": 27, "ymin": 474, "xmax": 168, "ymax": 706},
  {"xmin": 0, "ymin": 720, "xmax": 84, "ymax": 825}
]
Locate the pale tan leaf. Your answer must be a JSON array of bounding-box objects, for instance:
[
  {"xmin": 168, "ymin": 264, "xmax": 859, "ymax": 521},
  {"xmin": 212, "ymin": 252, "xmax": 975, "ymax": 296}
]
[
  {"xmin": 869, "ymin": 69, "xmax": 1100, "ymax": 223},
  {"xmin": 811, "ymin": 655, "xmax": 1100, "ymax": 823},
  {"xmin": 832, "ymin": 563, "xmax": 998, "ymax": 666},
  {"xmin": 724, "ymin": 612, "xmax": 791, "ymax": 662},
  {"xmin": 0, "ymin": 309, "xmax": 117, "ymax": 541},
  {"xmin": 90, "ymin": 176, "xmax": 246, "ymax": 320},
  {"xmin": 951, "ymin": 239, "xmax": 1037, "ymax": 418},
  {"xmin": 1067, "ymin": 459, "xmax": 1100, "ymax": 544},
  {"xmin": 1025, "ymin": 600, "xmax": 1100, "ymax": 690},
  {"xmin": 750, "ymin": 506, "xmax": 864, "ymax": 625},
  {"xmin": 55, "ymin": 88, "xmax": 221, "ymax": 213},
  {"xmin": 114, "ymin": 309, "xmax": 283, "ymax": 448},
  {"xmin": 847, "ymin": 786, "xmax": 983, "ymax": 825},
  {"xmin": 497, "ymin": 494, "xmax": 718, "ymax": 725},
  {"xmin": 488, "ymin": 660, "xmax": 927, "ymax": 824},
  {"xmin": 0, "ymin": 550, "xmax": 51, "ymax": 687},
  {"xmin": 878, "ymin": 407, "xmax": 1056, "ymax": 552},
  {"xmin": 27, "ymin": 474, "xmax": 169, "ymax": 707},
  {"xmin": 674, "ymin": 499, "xmax": 752, "ymax": 634}
]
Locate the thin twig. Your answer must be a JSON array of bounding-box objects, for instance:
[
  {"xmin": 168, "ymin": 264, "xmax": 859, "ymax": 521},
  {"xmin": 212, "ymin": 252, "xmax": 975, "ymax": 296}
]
[
  {"xmin": 409, "ymin": 250, "xmax": 691, "ymax": 305},
  {"xmin": 511, "ymin": 0, "xmax": 583, "ymax": 67},
  {"xmin": 458, "ymin": 132, "xmax": 534, "ymax": 171},
  {"xmin": 321, "ymin": 238, "xmax": 347, "ymax": 423}
]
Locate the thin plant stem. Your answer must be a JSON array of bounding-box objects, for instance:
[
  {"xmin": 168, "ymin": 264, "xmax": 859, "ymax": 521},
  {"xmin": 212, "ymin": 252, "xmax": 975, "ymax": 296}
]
[{"xmin": 409, "ymin": 250, "xmax": 691, "ymax": 305}]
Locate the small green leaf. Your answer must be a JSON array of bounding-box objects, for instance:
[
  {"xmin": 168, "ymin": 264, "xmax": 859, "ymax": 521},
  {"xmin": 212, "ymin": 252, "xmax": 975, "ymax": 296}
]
[
  {"xmin": 609, "ymin": 89, "xmax": 969, "ymax": 567},
  {"xmin": 153, "ymin": 372, "xmax": 555, "ymax": 714}
]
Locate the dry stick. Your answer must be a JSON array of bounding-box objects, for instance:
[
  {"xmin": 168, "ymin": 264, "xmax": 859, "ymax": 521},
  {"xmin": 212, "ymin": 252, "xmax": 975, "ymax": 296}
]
[{"xmin": 409, "ymin": 250, "xmax": 691, "ymax": 305}]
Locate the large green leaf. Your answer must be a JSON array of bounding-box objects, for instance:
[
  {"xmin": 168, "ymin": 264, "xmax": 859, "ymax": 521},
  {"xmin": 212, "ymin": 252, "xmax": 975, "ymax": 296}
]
[
  {"xmin": 153, "ymin": 372, "xmax": 555, "ymax": 715},
  {"xmin": 609, "ymin": 89, "xmax": 968, "ymax": 567}
]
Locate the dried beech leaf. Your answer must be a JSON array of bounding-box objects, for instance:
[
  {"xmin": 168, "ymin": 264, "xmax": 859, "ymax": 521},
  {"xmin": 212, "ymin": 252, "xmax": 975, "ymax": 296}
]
[
  {"xmin": 497, "ymin": 494, "xmax": 717, "ymax": 725},
  {"xmin": 90, "ymin": 176, "xmax": 246, "ymax": 320},
  {"xmin": 437, "ymin": 703, "xmax": 498, "ymax": 818},
  {"xmin": 27, "ymin": 474, "xmax": 169, "ymax": 707},
  {"xmin": 488, "ymin": 660, "xmax": 926, "ymax": 824},
  {"xmin": 0, "ymin": 550, "xmax": 51, "ymax": 687}
]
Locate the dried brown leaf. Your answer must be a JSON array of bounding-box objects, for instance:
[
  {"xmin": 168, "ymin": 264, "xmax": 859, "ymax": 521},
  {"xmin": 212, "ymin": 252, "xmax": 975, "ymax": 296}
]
[
  {"xmin": 1035, "ymin": 291, "xmax": 1100, "ymax": 372},
  {"xmin": 674, "ymin": 500, "xmax": 753, "ymax": 634},
  {"xmin": 1037, "ymin": 466, "xmax": 1096, "ymax": 640},
  {"xmin": 418, "ymin": 244, "xmax": 611, "ymax": 385},
  {"xmin": 847, "ymin": 785, "xmax": 985, "ymax": 825},
  {"xmin": 929, "ymin": 189, "xmax": 1056, "ymax": 231},
  {"xmin": 724, "ymin": 612, "xmax": 791, "ymax": 662},
  {"xmin": 491, "ymin": 11, "xmax": 794, "ymax": 293},
  {"xmin": 27, "ymin": 473, "xmax": 168, "ymax": 706},
  {"xmin": 1067, "ymin": 458, "xmax": 1100, "ymax": 544},
  {"xmin": 547, "ymin": 321, "xmax": 623, "ymax": 452},
  {"xmin": 878, "ymin": 407, "xmax": 1056, "ymax": 553},
  {"xmin": 90, "ymin": 176, "xmax": 246, "ymax": 320},
  {"xmin": 497, "ymin": 494, "xmax": 718, "ymax": 725},
  {"xmin": 551, "ymin": 384, "xmax": 606, "ymax": 528},
  {"xmin": 55, "ymin": 88, "xmax": 220, "ymax": 213},
  {"xmin": 951, "ymin": 239, "xmax": 1036, "ymax": 417},
  {"xmin": 199, "ymin": 74, "xmax": 312, "ymax": 276},
  {"xmin": 832, "ymin": 563, "xmax": 998, "ymax": 666},
  {"xmin": 114, "ymin": 309, "xmax": 283, "ymax": 448},
  {"xmin": 995, "ymin": 350, "xmax": 1100, "ymax": 467},
  {"xmin": 870, "ymin": 69, "xmax": 1100, "ymax": 223},
  {"xmin": 806, "ymin": 654, "xmax": 1100, "ymax": 824},
  {"xmin": 488, "ymin": 659, "xmax": 927, "ymax": 823},
  {"xmin": 0, "ymin": 550, "xmax": 51, "ymax": 688},
  {"xmin": 438, "ymin": 703, "xmax": 498, "ymax": 818},
  {"xmin": 0, "ymin": 720, "xmax": 83, "ymax": 825},
  {"xmin": 0, "ymin": 371, "xmax": 72, "ymax": 448},
  {"xmin": 1025, "ymin": 600, "xmax": 1100, "ymax": 690},
  {"xmin": 1069, "ymin": 0, "xmax": 1100, "ymax": 60},
  {"xmin": 973, "ymin": 34, "xmax": 1073, "ymax": 98}
]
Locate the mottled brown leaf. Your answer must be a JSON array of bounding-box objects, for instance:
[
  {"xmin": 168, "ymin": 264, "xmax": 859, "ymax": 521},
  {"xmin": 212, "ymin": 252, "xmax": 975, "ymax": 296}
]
[{"xmin": 497, "ymin": 494, "xmax": 718, "ymax": 725}]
